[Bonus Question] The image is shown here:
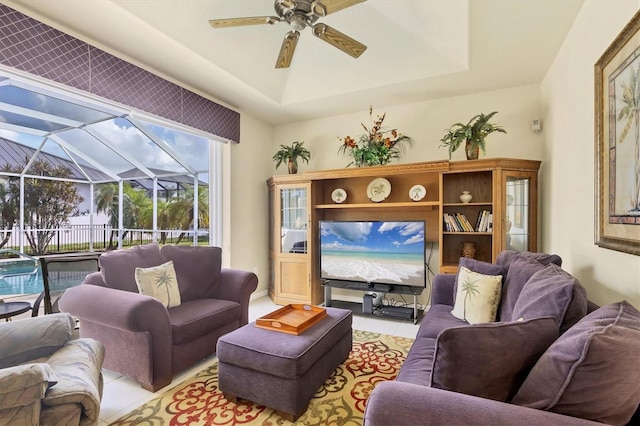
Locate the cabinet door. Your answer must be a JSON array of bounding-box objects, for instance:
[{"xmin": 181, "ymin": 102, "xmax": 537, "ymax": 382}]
[
  {"xmin": 278, "ymin": 184, "xmax": 310, "ymax": 254},
  {"xmin": 277, "ymin": 257, "xmax": 311, "ymax": 301},
  {"xmin": 274, "ymin": 183, "xmax": 312, "ymax": 303},
  {"xmin": 503, "ymin": 172, "xmax": 538, "ymax": 252}
]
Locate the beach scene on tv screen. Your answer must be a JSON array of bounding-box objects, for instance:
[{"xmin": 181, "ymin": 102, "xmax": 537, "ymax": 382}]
[{"xmin": 320, "ymin": 221, "xmax": 425, "ymax": 286}]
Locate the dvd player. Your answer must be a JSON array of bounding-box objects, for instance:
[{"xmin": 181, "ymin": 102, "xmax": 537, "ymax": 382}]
[{"xmin": 380, "ymin": 306, "xmax": 414, "ymax": 319}]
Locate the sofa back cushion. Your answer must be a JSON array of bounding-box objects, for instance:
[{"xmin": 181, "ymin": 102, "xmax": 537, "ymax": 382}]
[
  {"xmin": 512, "ymin": 301, "xmax": 640, "ymax": 425},
  {"xmin": 498, "ymin": 256, "xmax": 548, "ymax": 321},
  {"xmin": 430, "ymin": 316, "xmax": 558, "ymax": 402},
  {"xmin": 160, "ymin": 245, "xmax": 221, "ymax": 302},
  {"xmin": 511, "ymin": 263, "xmax": 587, "ymax": 333},
  {"xmin": 496, "ymin": 250, "xmax": 562, "ymax": 271},
  {"xmin": 99, "ymin": 243, "xmax": 163, "ymax": 293}
]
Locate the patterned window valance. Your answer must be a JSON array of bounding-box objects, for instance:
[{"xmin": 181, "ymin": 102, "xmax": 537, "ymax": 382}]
[{"xmin": 0, "ymin": 4, "xmax": 240, "ymax": 143}]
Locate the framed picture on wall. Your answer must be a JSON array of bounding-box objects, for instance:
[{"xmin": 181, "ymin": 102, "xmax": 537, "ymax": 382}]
[{"xmin": 595, "ymin": 9, "xmax": 640, "ymax": 256}]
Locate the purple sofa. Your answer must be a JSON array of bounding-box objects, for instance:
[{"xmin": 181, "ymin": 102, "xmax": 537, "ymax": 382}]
[
  {"xmin": 59, "ymin": 243, "xmax": 258, "ymax": 392},
  {"xmin": 364, "ymin": 251, "xmax": 640, "ymax": 426}
]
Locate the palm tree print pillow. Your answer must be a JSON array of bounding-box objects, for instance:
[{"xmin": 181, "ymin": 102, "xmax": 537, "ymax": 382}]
[
  {"xmin": 451, "ymin": 266, "xmax": 502, "ymax": 324},
  {"xmin": 135, "ymin": 261, "xmax": 182, "ymax": 308}
]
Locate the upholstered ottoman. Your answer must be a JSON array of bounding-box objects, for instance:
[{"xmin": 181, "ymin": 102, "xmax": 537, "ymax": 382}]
[{"xmin": 217, "ymin": 307, "xmax": 352, "ymax": 421}]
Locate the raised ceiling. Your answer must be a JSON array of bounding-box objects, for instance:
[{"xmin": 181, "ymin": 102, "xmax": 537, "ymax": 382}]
[{"xmin": 4, "ymin": 0, "xmax": 584, "ymax": 125}]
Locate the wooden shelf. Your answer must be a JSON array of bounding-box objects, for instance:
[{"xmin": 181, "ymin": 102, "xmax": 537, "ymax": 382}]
[
  {"xmin": 315, "ymin": 201, "xmax": 438, "ymax": 209},
  {"xmin": 443, "ymin": 202, "xmax": 493, "ymax": 207},
  {"xmin": 443, "ymin": 232, "xmax": 493, "ymax": 235}
]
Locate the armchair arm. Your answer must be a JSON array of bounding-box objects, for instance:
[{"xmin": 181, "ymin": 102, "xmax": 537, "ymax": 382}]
[
  {"xmin": 0, "ymin": 313, "xmax": 75, "ymax": 368},
  {"xmin": 363, "ymin": 382, "xmax": 601, "ymax": 426},
  {"xmin": 430, "ymin": 274, "xmax": 456, "ymax": 306},
  {"xmin": 59, "ymin": 284, "xmax": 171, "ymax": 334},
  {"xmin": 0, "ymin": 363, "xmax": 56, "ymax": 411},
  {"xmin": 60, "ymin": 284, "xmax": 172, "ymax": 392},
  {"xmin": 217, "ymin": 269, "xmax": 258, "ymax": 326}
]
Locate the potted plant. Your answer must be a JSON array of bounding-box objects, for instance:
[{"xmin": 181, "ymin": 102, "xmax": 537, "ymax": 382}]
[
  {"xmin": 272, "ymin": 141, "xmax": 311, "ymax": 174},
  {"xmin": 439, "ymin": 111, "xmax": 507, "ymax": 160},
  {"xmin": 338, "ymin": 106, "xmax": 413, "ymax": 167}
]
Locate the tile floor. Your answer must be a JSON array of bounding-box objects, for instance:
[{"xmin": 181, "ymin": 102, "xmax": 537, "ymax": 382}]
[{"xmin": 87, "ymin": 295, "xmax": 420, "ymax": 424}]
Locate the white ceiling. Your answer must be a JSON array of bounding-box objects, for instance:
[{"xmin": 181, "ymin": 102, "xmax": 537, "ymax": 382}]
[{"xmin": 5, "ymin": 0, "xmax": 584, "ymax": 125}]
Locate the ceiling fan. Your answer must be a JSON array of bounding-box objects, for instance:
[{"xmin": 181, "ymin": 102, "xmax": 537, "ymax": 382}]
[{"xmin": 209, "ymin": 0, "xmax": 367, "ymax": 69}]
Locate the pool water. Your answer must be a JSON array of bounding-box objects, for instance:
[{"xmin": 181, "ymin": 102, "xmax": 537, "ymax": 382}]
[{"xmin": 0, "ymin": 267, "xmax": 44, "ymax": 296}]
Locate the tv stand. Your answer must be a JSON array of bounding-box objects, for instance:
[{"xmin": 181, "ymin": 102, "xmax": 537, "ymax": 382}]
[{"xmin": 323, "ymin": 280, "xmax": 423, "ymax": 324}]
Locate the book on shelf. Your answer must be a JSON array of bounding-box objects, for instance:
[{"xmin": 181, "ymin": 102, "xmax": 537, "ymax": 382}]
[
  {"xmin": 443, "ymin": 212, "xmax": 476, "ymax": 232},
  {"xmin": 474, "ymin": 210, "xmax": 493, "ymax": 232}
]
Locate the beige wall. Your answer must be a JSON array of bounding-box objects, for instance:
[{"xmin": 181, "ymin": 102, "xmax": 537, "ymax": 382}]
[
  {"xmin": 273, "ymin": 84, "xmax": 544, "ymax": 172},
  {"xmin": 225, "ymin": 113, "xmax": 273, "ymax": 295},
  {"xmin": 541, "ymin": 0, "xmax": 640, "ymax": 308}
]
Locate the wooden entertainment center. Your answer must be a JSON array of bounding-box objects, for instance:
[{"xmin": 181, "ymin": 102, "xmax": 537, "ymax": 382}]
[{"xmin": 267, "ymin": 158, "xmax": 540, "ymax": 307}]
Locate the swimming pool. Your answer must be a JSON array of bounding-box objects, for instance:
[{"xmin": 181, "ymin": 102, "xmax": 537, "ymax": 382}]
[
  {"xmin": 0, "ymin": 268, "xmax": 44, "ymax": 296},
  {"xmin": 0, "ymin": 250, "xmax": 43, "ymax": 296}
]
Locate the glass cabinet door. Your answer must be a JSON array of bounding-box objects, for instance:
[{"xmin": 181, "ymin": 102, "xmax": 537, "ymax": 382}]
[
  {"xmin": 279, "ymin": 186, "xmax": 309, "ymax": 254},
  {"xmin": 504, "ymin": 175, "xmax": 533, "ymax": 252}
]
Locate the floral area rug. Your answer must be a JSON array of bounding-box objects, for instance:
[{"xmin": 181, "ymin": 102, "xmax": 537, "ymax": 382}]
[{"xmin": 110, "ymin": 330, "xmax": 414, "ymax": 426}]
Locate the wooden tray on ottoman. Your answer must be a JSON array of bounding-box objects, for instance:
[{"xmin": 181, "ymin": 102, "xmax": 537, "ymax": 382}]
[{"xmin": 255, "ymin": 304, "xmax": 327, "ymax": 335}]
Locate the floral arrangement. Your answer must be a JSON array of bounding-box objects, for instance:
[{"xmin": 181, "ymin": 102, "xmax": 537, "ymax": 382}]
[{"xmin": 338, "ymin": 106, "xmax": 413, "ymax": 167}]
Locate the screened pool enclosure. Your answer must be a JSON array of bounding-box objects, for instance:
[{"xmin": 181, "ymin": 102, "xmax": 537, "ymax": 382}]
[{"xmin": 0, "ymin": 69, "xmax": 221, "ymax": 257}]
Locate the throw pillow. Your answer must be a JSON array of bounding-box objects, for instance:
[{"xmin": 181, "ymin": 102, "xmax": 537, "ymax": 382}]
[
  {"xmin": 451, "ymin": 266, "xmax": 502, "ymax": 324},
  {"xmin": 511, "ymin": 263, "xmax": 587, "ymax": 333},
  {"xmin": 430, "ymin": 316, "xmax": 558, "ymax": 402},
  {"xmin": 453, "ymin": 257, "xmax": 506, "ymax": 296},
  {"xmin": 512, "ymin": 301, "xmax": 640, "ymax": 425},
  {"xmin": 134, "ymin": 261, "xmax": 181, "ymax": 308}
]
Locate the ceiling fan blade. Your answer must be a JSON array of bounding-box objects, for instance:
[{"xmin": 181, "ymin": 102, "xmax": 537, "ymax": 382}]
[
  {"xmin": 311, "ymin": 0, "xmax": 366, "ymax": 17},
  {"xmin": 275, "ymin": 31, "xmax": 300, "ymax": 69},
  {"xmin": 209, "ymin": 16, "xmax": 279, "ymax": 28},
  {"xmin": 312, "ymin": 23, "xmax": 366, "ymax": 58}
]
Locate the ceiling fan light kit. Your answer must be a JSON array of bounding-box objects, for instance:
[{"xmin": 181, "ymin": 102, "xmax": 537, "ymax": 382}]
[{"xmin": 209, "ymin": 0, "xmax": 368, "ymax": 69}]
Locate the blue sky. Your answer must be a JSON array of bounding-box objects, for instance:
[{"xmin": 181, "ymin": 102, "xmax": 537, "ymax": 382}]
[
  {"xmin": 320, "ymin": 221, "xmax": 424, "ymax": 253},
  {"xmin": 0, "ymin": 119, "xmax": 210, "ymax": 176}
]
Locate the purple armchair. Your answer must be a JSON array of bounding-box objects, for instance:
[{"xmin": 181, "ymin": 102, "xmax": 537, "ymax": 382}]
[{"xmin": 59, "ymin": 244, "xmax": 258, "ymax": 392}]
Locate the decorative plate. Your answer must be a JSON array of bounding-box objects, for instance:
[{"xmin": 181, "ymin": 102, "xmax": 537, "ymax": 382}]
[
  {"xmin": 367, "ymin": 178, "xmax": 391, "ymax": 202},
  {"xmin": 331, "ymin": 188, "xmax": 347, "ymax": 204},
  {"xmin": 409, "ymin": 184, "xmax": 426, "ymax": 201}
]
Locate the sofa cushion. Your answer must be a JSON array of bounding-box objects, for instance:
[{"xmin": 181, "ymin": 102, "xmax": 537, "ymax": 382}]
[
  {"xmin": 512, "ymin": 301, "xmax": 640, "ymax": 425},
  {"xmin": 135, "ymin": 261, "xmax": 182, "ymax": 308},
  {"xmin": 99, "ymin": 243, "xmax": 163, "ymax": 293},
  {"xmin": 395, "ymin": 337, "xmax": 437, "ymax": 385},
  {"xmin": 498, "ymin": 256, "xmax": 548, "ymax": 322},
  {"xmin": 453, "ymin": 257, "xmax": 506, "ymax": 296},
  {"xmin": 416, "ymin": 305, "xmax": 468, "ymax": 339},
  {"xmin": 496, "ymin": 250, "xmax": 562, "ymax": 271},
  {"xmin": 511, "ymin": 263, "xmax": 587, "ymax": 333},
  {"xmin": 451, "ymin": 266, "xmax": 502, "ymax": 324},
  {"xmin": 160, "ymin": 245, "xmax": 222, "ymax": 302},
  {"xmin": 169, "ymin": 299, "xmax": 240, "ymax": 345},
  {"xmin": 430, "ymin": 317, "xmax": 558, "ymax": 402}
]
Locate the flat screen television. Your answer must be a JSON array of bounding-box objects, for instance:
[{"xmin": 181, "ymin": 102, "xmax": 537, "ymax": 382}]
[{"xmin": 319, "ymin": 220, "xmax": 426, "ymax": 288}]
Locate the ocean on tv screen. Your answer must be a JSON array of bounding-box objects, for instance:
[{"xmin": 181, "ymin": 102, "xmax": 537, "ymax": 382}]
[{"xmin": 320, "ymin": 220, "xmax": 426, "ymax": 287}]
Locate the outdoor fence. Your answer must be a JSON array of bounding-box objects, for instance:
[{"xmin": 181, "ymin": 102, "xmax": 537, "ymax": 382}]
[{"xmin": 0, "ymin": 224, "xmax": 210, "ymax": 255}]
